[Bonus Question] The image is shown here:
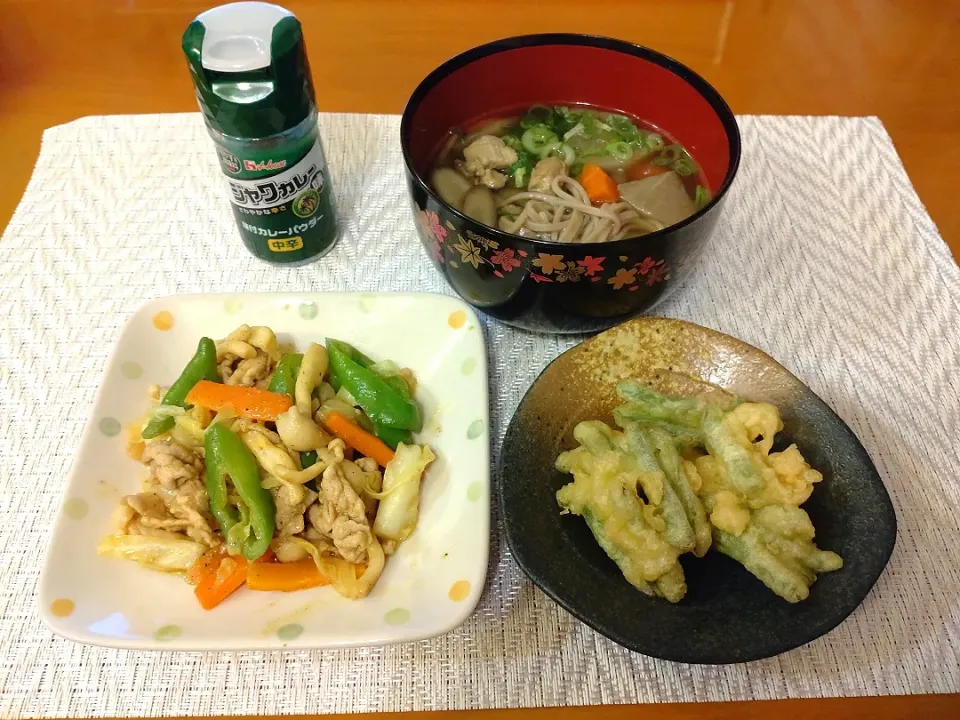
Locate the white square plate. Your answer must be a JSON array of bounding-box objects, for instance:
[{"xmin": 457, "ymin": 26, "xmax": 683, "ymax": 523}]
[{"xmin": 39, "ymin": 292, "xmax": 490, "ymax": 650}]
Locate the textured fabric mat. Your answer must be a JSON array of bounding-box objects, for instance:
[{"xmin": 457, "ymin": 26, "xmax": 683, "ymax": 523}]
[{"xmin": 1, "ymin": 113, "xmax": 958, "ymax": 718}]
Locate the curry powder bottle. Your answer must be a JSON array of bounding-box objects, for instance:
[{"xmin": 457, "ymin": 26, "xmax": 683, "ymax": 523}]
[{"xmin": 182, "ymin": 2, "xmax": 339, "ymax": 264}]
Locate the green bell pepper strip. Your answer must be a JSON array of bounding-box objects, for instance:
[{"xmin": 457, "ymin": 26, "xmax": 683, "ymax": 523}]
[
  {"xmin": 204, "ymin": 423, "xmax": 275, "ymax": 561},
  {"xmin": 141, "ymin": 337, "xmax": 219, "ymax": 439},
  {"xmin": 266, "ymin": 352, "xmax": 302, "ymax": 396},
  {"xmin": 326, "ymin": 339, "xmax": 421, "ymax": 431},
  {"xmin": 359, "ymin": 359, "xmax": 416, "ymax": 432},
  {"xmin": 267, "ymin": 353, "xmax": 318, "ymax": 469},
  {"xmin": 379, "ymin": 373, "xmax": 413, "ymax": 401},
  {"xmin": 328, "ymin": 342, "xmax": 393, "ymax": 385},
  {"xmin": 372, "ymin": 422, "xmax": 412, "ymax": 450}
]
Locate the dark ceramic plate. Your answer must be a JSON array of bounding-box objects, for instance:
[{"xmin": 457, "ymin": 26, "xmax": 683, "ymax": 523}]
[{"xmin": 500, "ymin": 317, "xmax": 896, "ymax": 664}]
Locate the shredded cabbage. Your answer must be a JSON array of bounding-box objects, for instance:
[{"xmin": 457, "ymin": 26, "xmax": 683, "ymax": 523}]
[
  {"xmin": 97, "ymin": 534, "xmax": 204, "ymax": 572},
  {"xmin": 206, "ymin": 407, "xmax": 238, "ymax": 432},
  {"xmin": 172, "ymin": 414, "xmax": 206, "ymax": 447},
  {"xmin": 317, "ymin": 396, "xmax": 369, "ymax": 430},
  {"xmin": 318, "ymin": 382, "xmax": 336, "ymax": 404},
  {"xmin": 336, "ymin": 386, "xmax": 358, "ymax": 406},
  {"xmin": 373, "ymin": 443, "xmax": 436, "ymax": 544},
  {"xmin": 368, "ymin": 359, "xmax": 400, "ymax": 376},
  {"xmin": 150, "ymin": 404, "xmax": 186, "ymax": 419},
  {"xmin": 292, "ymin": 536, "xmax": 384, "ymax": 599}
]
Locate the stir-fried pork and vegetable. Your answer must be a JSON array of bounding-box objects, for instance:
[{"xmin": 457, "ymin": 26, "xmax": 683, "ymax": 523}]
[{"xmin": 99, "ymin": 325, "xmax": 435, "ymax": 610}]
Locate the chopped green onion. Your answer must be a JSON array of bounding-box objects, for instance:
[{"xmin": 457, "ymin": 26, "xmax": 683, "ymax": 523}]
[
  {"xmin": 521, "ymin": 125, "xmax": 558, "ymax": 155},
  {"xmin": 539, "ymin": 141, "xmax": 576, "ymax": 165},
  {"xmin": 569, "ymin": 162, "xmax": 584, "ymax": 178},
  {"xmin": 650, "ymin": 143, "xmax": 697, "ymax": 174},
  {"xmin": 578, "ymin": 113, "xmax": 598, "ymax": 135},
  {"xmin": 545, "ymin": 143, "xmax": 576, "ymax": 165},
  {"xmin": 520, "ymin": 106, "xmax": 553, "ymax": 130},
  {"xmin": 605, "ymin": 141, "xmax": 633, "ymax": 162},
  {"xmin": 513, "ymin": 166, "xmax": 528, "ymax": 188},
  {"xmin": 538, "ymin": 140, "xmax": 560, "ymax": 160},
  {"xmin": 674, "ymin": 155, "xmax": 698, "ymax": 176},
  {"xmin": 606, "ymin": 114, "xmax": 642, "ymax": 143},
  {"xmin": 508, "ymin": 148, "xmax": 534, "ymax": 188},
  {"xmin": 502, "ymin": 134, "xmax": 522, "ymax": 150},
  {"xmin": 656, "ymin": 144, "xmax": 697, "ymax": 176},
  {"xmin": 660, "ymin": 144, "xmax": 682, "ymax": 161},
  {"xmin": 695, "ymin": 185, "xmax": 711, "ymax": 208},
  {"xmin": 550, "ymin": 107, "xmax": 578, "ymax": 137},
  {"xmin": 645, "ymin": 133, "xmax": 665, "ymax": 152},
  {"xmin": 563, "ymin": 123, "xmax": 585, "ymax": 141}
]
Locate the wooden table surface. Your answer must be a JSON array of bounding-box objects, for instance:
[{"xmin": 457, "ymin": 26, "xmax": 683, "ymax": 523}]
[{"xmin": 2, "ymin": 0, "xmax": 957, "ymax": 718}]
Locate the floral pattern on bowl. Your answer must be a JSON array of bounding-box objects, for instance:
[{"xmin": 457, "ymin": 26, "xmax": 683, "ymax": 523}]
[{"xmin": 416, "ymin": 208, "xmax": 672, "ymax": 290}]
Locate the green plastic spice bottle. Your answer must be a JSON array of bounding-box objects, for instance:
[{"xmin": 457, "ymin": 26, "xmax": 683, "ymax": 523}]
[{"xmin": 182, "ymin": 2, "xmax": 339, "ymax": 264}]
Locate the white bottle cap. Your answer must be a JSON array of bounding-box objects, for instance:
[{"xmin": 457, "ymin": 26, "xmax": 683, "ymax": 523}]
[{"xmin": 197, "ymin": 2, "xmax": 292, "ymax": 73}]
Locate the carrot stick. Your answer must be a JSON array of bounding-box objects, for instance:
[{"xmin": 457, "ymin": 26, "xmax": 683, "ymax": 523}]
[
  {"xmin": 194, "ymin": 553, "xmax": 248, "ymax": 610},
  {"xmin": 186, "ymin": 547, "xmax": 223, "ymax": 586},
  {"xmin": 627, "ymin": 161, "xmax": 668, "ymax": 181},
  {"xmin": 185, "ymin": 379, "xmax": 293, "ymax": 421},
  {"xmin": 579, "ymin": 163, "xmax": 620, "ymax": 204},
  {"xmin": 247, "ymin": 558, "xmax": 332, "ymax": 592},
  {"xmin": 323, "ymin": 411, "xmax": 396, "ymax": 467}
]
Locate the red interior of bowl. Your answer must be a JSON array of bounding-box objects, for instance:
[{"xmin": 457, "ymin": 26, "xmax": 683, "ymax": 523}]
[{"xmin": 408, "ymin": 43, "xmax": 733, "ymax": 192}]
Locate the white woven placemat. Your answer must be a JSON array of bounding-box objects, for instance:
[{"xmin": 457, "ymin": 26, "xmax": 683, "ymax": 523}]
[{"xmin": 1, "ymin": 112, "xmax": 958, "ymax": 718}]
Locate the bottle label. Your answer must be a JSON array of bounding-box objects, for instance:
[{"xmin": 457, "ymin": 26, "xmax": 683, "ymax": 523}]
[{"xmin": 215, "ymin": 129, "xmax": 338, "ymax": 263}]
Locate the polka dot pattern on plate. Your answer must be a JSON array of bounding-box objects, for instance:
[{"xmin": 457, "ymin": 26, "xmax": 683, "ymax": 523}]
[
  {"xmin": 448, "ymin": 580, "xmax": 471, "ymax": 602},
  {"xmin": 224, "ymin": 298, "xmax": 243, "ymax": 314},
  {"xmin": 276, "ymin": 623, "xmax": 303, "ymax": 641},
  {"xmin": 461, "ymin": 358, "xmax": 477, "ymax": 376},
  {"xmin": 466, "ymin": 419, "xmax": 484, "ymax": 440},
  {"xmin": 120, "ymin": 361, "xmax": 142, "ymax": 379},
  {"xmin": 99, "ymin": 417, "xmax": 121, "ymax": 437},
  {"xmin": 359, "ymin": 295, "xmax": 376, "ymax": 312},
  {"xmin": 384, "ymin": 608, "xmax": 410, "ymax": 626},
  {"xmin": 50, "ymin": 599, "xmax": 75, "ymax": 617},
  {"xmin": 448, "ymin": 310, "xmax": 466, "ymax": 329},
  {"xmin": 63, "ymin": 498, "xmax": 88, "ymax": 520},
  {"xmin": 152, "ymin": 311, "xmax": 174, "ymax": 331},
  {"xmin": 153, "ymin": 624, "xmax": 182, "ymax": 642},
  {"xmin": 298, "ymin": 301, "xmax": 318, "ymax": 320},
  {"xmin": 467, "ymin": 481, "xmax": 482, "ymax": 502}
]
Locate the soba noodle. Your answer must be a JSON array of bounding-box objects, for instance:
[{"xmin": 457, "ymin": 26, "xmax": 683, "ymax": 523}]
[{"xmin": 497, "ymin": 176, "xmax": 663, "ymax": 243}]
